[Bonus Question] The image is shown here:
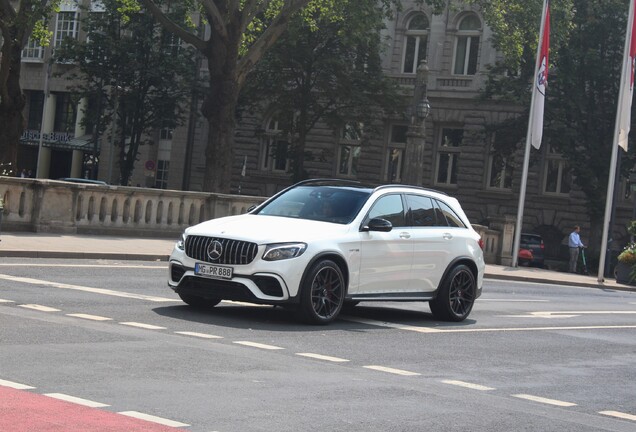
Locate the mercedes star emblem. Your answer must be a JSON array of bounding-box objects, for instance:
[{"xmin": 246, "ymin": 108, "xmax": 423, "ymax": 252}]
[{"xmin": 207, "ymin": 240, "xmax": 223, "ymax": 261}]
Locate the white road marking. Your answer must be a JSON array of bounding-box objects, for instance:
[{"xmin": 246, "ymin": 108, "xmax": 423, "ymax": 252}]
[
  {"xmin": 512, "ymin": 394, "xmax": 577, "ymax": 407},
  {"xmin": 0, "ymin": 298, "xmax": 14, "ymax": 303},
  {"xmin": 0, "ymin": 274, "xmax": 176, "ymax": 302},
  {"xmin": 296, "ymin": 353, "xmax": 350, "ymax": 363},
  {"xmin": 66, "ymin": 313, "xmax": 112, "ymax": 321},
  {"xmin": 599, "ymin": 410, "xmax": 636, "ymax": 421},
  {"xmin": 363, "ymin": 365, "xmax": 420, "ymax": 376},
  {"xmin": 118, "ymin": 411, "xmax": 190, "ymax": 427},
  {"xmin": 481, "ymin": 299, "xmax": 549, "ymax": 302},
  {"xmin": 505, "ymin": 310, "xmax": 636, "ymax": 319},
  {"xmin": 120, "ymin": 322, "xmax": 166, "ymax": 330},
  {"xmin": 344, "ymin": 317, "xmax": 636, "ymax": 333},
  {"xmin": 222, "ymin": 300, "xmax": 270, "ymax": 307},
  {"xmin": 0, "ymin": 263, "xmax": 166, "ymax": 269},
  {"xmin": 233, "ymin": 341, "xmax": 284, "ymax": 350},
  {"xmin": 441, "ymin": 380, "xmax": 495, "ymax": 391},
  {"xmin": 19, "ymin": 304, "xmax": 60, "ymax": 312},
  {"xmin": 175, "ymin": 331, "xmax": 223, "ymax": 339},
  {"xmin": 44, "ymin": 393, "xmax": 109, "ymax": 408},
  {"xmin": 0, "ymin": 379, "xmax": 35, "ymax": 390}
]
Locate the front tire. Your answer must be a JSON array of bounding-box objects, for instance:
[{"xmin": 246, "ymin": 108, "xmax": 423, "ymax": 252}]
[
  {"xmin": 178, "ymin": 293, "xmax": 221, "ymax": 309},
  {"xmin": 298, "ymin": 259, "xmax": 345, "ymax": 325},
  {"xmin": 429, "ymin": 264, "xmax": 476, "ymax": 322}
]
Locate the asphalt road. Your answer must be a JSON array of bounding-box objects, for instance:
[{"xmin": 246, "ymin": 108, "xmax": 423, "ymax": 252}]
[{"xmin": 1, "ymin": 258, "xmax": 636, "ymax": 432}]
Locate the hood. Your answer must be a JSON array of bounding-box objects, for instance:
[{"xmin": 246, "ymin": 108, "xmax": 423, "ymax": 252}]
[{"xmin": 186, "ymin": 214, "xmax": 351, "ymax": 244}]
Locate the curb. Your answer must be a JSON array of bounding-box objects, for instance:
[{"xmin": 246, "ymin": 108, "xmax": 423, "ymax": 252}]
[
  {"xmin": 485, "ymin": 273, "xmax": 636, "ymax": 292},
  {"xmin": 0, "ymin": 250, "xmax": 169, "ymax": 261}
]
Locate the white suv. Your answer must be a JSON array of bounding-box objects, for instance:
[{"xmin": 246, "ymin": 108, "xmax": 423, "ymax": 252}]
[{"xmin": 168, "ymin": 179, "xmax": 484, "ymax": 324}]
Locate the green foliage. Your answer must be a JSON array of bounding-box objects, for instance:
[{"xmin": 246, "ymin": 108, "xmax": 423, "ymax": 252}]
[
  {"xmin": 472, "ymin": 0, "xmax": 636, "ymax": 228},
  {"xmin": 241, "ymin": 0, "xmax": 402, "ymax": 182},
  {"xmin": 56, "ymin": 0, "xmax": 198, "ymax": 185}
]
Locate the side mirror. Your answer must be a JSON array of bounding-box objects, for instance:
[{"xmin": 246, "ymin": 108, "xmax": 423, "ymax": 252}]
[{"xmin": 361, "ymin": 217, "xmax": 393, "ymax": 232}]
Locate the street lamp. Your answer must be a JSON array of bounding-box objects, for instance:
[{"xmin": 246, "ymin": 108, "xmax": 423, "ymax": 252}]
[{"xmin": 403, "ymin": 60, "xmax": 431, "ymax": 186}]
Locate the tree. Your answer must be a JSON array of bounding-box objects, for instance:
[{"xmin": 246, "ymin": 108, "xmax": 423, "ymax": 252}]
[
  {"xmin": 241, "ymin": 1, "xmax": 402, "ymax": 182},
  {"xmin": 57, "ymin": 0, "xmax": 197, "ymax": 185},
  {"xmin": 471, "ymin": 0, "xmax": 635, "ymax": 248},
  {"xmin": 0, "ymin": 0, "xmax": 59, "ymax": 175},
  {"xmin": 138, "ymin": 0, "xmax": 445, "ymax": 193}
]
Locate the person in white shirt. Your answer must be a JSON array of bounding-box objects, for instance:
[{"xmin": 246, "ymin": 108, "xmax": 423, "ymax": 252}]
[{"xmin": 568, "ymin": 225, "xmax": 585, "ymax": 273}]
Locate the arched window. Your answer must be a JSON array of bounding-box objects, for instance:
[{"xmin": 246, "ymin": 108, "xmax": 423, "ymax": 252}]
[
  {"xmin": 453, "ymin": 14, "xmax": 481, "ymax": 75},
  {"xmin": 402, "ymin": 14, "xmax": 429, "ymax": 74}
]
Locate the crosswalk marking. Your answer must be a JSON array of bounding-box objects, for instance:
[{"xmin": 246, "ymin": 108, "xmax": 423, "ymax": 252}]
[
  {"xmin": 175, "ymin": 331, "xmax": 223, "ymax": 339},
  {"xmin": 120, "ymin": 322, "xmax": 166, "ymax": 330},
  {"xmin": 19, "ymin": 304, "xmax": 60, "ymax": 312},
  {"xmin": 441, "ymin": 380, "xmax": 495, "ymax": 391},
  {"xmin": 0, "ymin": 379, "xmax": 35, "ymax": 390},
  {"xmin": 66, "ymin": 313, "xmax": 112, "ymax": 321},
  {"xmin": 296, "ymin": 353, "xmax": 349, "ymax": 362},
  {"xmin": 233, "ymin": 341, "xmax": 284, "ymax": 350},
  {"xmin": 599, "ymin": 410, "xmax": 636, "ymax": 421}
]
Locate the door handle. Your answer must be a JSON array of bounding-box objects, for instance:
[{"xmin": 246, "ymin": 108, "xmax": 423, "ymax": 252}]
[
  {"xmin": 399, "ymin": 232, "xmax": 411, "ymax": 239},
  {"xmin": 443, "ymin": 233, "xmax": 453, "ymax": 240}
]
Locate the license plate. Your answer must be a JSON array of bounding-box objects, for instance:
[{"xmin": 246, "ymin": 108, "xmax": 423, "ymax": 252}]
[{"xmin": 195, "ymin": 263, "xmax": 233, "ymax": 279}]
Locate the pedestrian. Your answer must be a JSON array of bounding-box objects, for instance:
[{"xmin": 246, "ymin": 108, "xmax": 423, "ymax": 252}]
[
  {"xmin": 19, "ymin": 169, "xmax": 26, "ymax": 178},
  {"xmin": 568, "ymin": 225, "xmax": 585, "ymax": 273}
]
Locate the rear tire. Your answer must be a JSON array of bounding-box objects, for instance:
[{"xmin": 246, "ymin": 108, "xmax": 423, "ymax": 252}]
[
  {"xmin": 429, "ymin": 264, "xmax": 476, "ymax": 322},
  {"xmin": 178, "ymin": 293, "xmax": 221, "ymax": 309},
  {"xmin": 297, "ymin": 259, "xmax": 345, "ymax": 325}
]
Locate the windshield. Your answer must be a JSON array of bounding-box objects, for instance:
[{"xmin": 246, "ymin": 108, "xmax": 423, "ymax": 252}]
[{"xmin": 256, "ymin": 186, "xmax": 371, "ymax": 224}]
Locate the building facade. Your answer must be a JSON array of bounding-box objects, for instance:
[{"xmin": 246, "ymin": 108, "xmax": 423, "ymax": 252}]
[{"xmin": 13, "ymin": 1, "xmax": 635, "ymax": 262}]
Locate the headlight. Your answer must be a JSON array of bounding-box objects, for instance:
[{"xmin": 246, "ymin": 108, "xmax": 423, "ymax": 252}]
[
  {"xmin": 262, "ymin": 243, "xmax": 307, "ymax": 261},
  {"xmin": 176, "ymin": 233, "xmax": 186, "ymax": 250}
]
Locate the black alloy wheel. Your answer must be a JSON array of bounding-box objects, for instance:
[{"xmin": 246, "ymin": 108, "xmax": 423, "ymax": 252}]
[
  {"xmin": 429, "ymin": 264, "xmax": 476, "ymax": 322},
  {"xmin": 298, "ymin": 259, "xmax": 345, "ymax": 324}
]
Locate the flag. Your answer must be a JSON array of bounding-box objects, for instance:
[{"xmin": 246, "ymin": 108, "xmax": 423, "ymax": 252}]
[
  {"xmin": 617, "ymin": 0, "xmax": 636, "ymax": 151},
  {"xmin": 530, "ymin": 0, "xmax": 550, "ymax": 150}
]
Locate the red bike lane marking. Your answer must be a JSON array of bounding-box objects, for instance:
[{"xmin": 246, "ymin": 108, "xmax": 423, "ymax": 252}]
[{"xmin": 0, "ymin": 386, "xmax": 184, "ymax": 431}]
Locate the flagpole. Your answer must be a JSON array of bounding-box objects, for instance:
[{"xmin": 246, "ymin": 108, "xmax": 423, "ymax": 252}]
[
  {"xmin": 598, "ymin": 0, "xmax": 636, "ymax": 282},
  {"xmin": 512, "ymin": 0, "xmax": 549, "ymax": 267}
]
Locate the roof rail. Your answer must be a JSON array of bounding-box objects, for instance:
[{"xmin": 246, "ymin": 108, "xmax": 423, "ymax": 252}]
[
  {"xmin": 373, "ymin": 184, "xmax": 448, "ymax": 195},
  {"xmin": 292, "ymin": 178, "xmax": 363, "ymax": 187}
]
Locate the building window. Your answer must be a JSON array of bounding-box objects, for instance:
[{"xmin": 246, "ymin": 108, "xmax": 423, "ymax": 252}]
[
  {"xmin": 53, "ymin": 93, "xmax": 77, "ymax": 133},
  {"xmin": 54, "ymin": 10, "xmax": 79, "ymax": 49},
  {"xmin": 386, "ymin": 124, "xmax": 407, "ymax": 183},
  {"xmin": 453, "ymin": 14, "xmax": 481, "ymax": 75},
  {"xmin": 27, "ymin": 92, "xmax": 45, "ymax": 130},
  {"xmin": 543, "ymin": 147, "xmax": 571, "ymax": 195},
  {"xmin": 402, "ymin": 13, "xmax": 429, "ymax": 74},
  {"xmin": 155, "ymin": 160, "xmax": 169, "ymax": 189},
  {"xmin": 160, "ymin": 127, "xmax": 173, "ymax": 141},
  {"xmin": 435, "ymin": 128, "xmax": 463, "ymax": 186},
  {"xmin": 487, "ymin": 137, "xmax": 513, "ymax": 189},
  {"xmin": 261, "ymin": 114, "xmax": 291, "ymax": 172},
  {"xmin": 338, "ymin": 122, "xmax": 363, "ymax": 177},
  {"xmin": 22, "ymin": 38, "xmax": 44, "ymax": 61}
]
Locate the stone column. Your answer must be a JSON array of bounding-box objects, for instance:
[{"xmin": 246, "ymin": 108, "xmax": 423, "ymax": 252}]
[
  {"xmin": 490, "ymin": 215, "xmax": 516, "ymax": 266},
  {"xmin": 70, "ymin": 97, "xmax": 87, "ymax": 178},
  {"xmin": 36, "ymin": 93, "xmax": 57, "ymax": 179}
]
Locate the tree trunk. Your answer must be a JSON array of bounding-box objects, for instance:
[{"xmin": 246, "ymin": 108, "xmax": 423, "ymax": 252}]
[
  {"xmin": 0, "ymin": 38, "xmax": 27, "ymax": 175},
  {"xmin": 200, "ymin": 42, "xmax": 240, "ymax": 193}
]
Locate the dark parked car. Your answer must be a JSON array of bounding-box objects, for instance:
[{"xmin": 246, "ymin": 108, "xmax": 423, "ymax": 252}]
[{"xmin": 519, "ymin": 233, "xmax": 545, "ymax": 267}]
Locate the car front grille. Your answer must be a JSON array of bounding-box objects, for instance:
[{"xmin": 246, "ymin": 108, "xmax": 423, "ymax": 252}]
[{"xmin": 184, "ymin": 235, "xmax": 258, "ymax": 265}]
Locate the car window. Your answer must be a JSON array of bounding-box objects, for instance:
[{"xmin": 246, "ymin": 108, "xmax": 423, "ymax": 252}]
[
  {"xmin": 434, "ymin": 199, "xmax": 466, "ymax": 228},
  {"xmin": 405, "ymin": 194, "xmax": 436, "ymax": 227},
  {"xmin": 367, "ymin": 194, "xmax": 406, "ymax": 227},
  {"xmin": 257, "ymin": 186, "xmax": 370, "ymax": 224},
  {"xmin": 521, "ymin": 235, "xmax": 541, "ymax": 245}
]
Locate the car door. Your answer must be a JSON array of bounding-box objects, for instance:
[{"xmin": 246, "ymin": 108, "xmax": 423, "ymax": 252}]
[
  {"xmin": 404, "ymin": 193, "xmax": 450, "ymax": 293},
  {"xmin": 356, "ymin": 193, "xmax": 414, "ymax": 295}
]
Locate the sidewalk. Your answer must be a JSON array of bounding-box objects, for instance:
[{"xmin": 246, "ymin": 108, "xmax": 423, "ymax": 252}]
[{"xmin": 0, "ymin": 232, "xmax": 634, "ymax": 292}]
